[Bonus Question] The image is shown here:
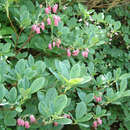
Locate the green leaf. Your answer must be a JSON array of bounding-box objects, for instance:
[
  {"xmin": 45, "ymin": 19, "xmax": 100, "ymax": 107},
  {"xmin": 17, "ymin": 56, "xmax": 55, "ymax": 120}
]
[
  {"xmin": 54, "ymin": 95, "xmax": 67, "ymax": 115},
  {"xmin": 78, "ymin": 123, "xmax": 89, "ymax": 128},
  {"xmin": 76, "ymin": 102, "xmax": 87, "ymax": 119},
  {"xmin": 123, "ymin": 90, "xmax": 130, "ymax": 97},
  {"xmin": 119, "ymin": 73, "xmax": 130, "ymax": 80},
  {"xmin": 8, "ymin": 87, "xmax": 17, "ymax": 103},
  {"xmin": 96, "ymin": 105, "xmax": 102, "ymax": 116},
  {"xmin": 56, "ymin": 118, "xmax": 72, "ymax": 125},
  {"xmin": 70, "ymin": 63, "xmax": 81, "ymax": 78},
  {"xmin": 114, "ymin": 21, "xmax": 121, "ymax": 30},
  {"xmin": 77, "ymin": 89, "xmax": 87, "ymax": 102},
  {"xmin": 120, "ymin": 79, "xmax": 127, "ymax": 92},
  {"xmin": 0, "ymin": 84, "xmax": 6, "ymax": 100},
  {"xmin": 38, "ymin": 101, "xmax": 51, "ymax": 118},
  {"xmin": 69, "ymin": 78, "xmax": 84, "ymax": 86},
  {"xmin": 30, "ymin": 77, "xmax": 45, "ymax": 94},
  {"xmin": 77, "ymin": 113, "xmax": 92, "ymax": 123},
  {"xmin": 85, "ymin": 93, "xmax": 94, "ymax": 104},
  {"xmin": 4, "ymin": 117, "xmax": 16, "ymax": 126}
]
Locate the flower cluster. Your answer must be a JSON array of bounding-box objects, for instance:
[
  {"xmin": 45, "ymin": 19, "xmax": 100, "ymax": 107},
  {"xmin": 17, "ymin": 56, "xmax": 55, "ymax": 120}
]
[
  {"xmin": 17, "ymin": 115, "xmax": 36, "ymax": 129},
  {"xmin": 93, "ymin": 118, "xmax": 102, "ymax": 129},
  {"xmin": 32, "ymin": 4, "xmax": 61, "ymax": 34},
  {"xmin": 94, "ymin": 96, "xmax": 102, "ymax": 103},
  {"xmin": 48, "ymin": 39, "xmax": 61, "ymax": 50},
  {"xmin": 67, "ymin": 48, "xmax": 89, "ymax": 58}
]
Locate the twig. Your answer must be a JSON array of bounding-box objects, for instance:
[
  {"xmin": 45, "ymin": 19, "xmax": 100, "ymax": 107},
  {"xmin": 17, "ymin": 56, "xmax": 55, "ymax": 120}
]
[{"xmin": 16, "ymin": 31, "xmax": 34, "ymax": 54}]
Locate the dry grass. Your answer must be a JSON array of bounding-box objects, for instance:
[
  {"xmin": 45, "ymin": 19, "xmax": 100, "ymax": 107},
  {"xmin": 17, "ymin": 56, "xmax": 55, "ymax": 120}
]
[{"xmin": 68, "ymin": 0, "xmax": 130, "ymax": 10}]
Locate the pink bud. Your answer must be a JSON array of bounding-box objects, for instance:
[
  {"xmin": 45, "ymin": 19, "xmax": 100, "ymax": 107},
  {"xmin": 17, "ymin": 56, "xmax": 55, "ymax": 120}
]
[
  {"xmin": 17, "ymin": 118, "xmax": 22, "ymax": 126},
  {"xmin": 53, "ymin": 15, "xmax": 61, "ymax": 22},
  {"xmin": 93, "ymin": 121, "xmax": 98, "ymax": 128},
  {"xmin": 32, "ymin": 24, "xmax": 37, "ymax": 31},
  {"xmin": 67, "ymin": 49, "xmax": 71, "ymax": 57},
  {"xmin": 30, "ymin": 115, "xmax": 36, "ymax": 123},
  {"xmin": 48, "ymin": 6, "xmax": 51, "ymax": 11},
  {"xmin": 48, "ymin": 43, "xmax": 52, "ymax": 50},
  {"xmin": 97, "ymin": 118, "xmax": 102, "ymax": 125},
  {"xmin": 24, "ymin": 121, "xmax": 30, "ymax": 129},
  {"xmin": 54, "ymin": 19, "xmax": 59, "ymax": 26},
  {"xmin": 52, "ymin": 4, "xmax": 58, "ymax": 13},
  {"xmin": 47, "ymin": 18, "xmax": 51, "ymax": 25},
  {"xmin": 45, "ymin": 8, "xmax": 50, "ymax": 14},
  {"xmin": 40, "ymin": 22, "xmax": 45, "ymax": 30},
  {"xmin": 56, "ymin": 39, "xmax": 61, "ymax": 48},
  {"xmin": 20, "ymin": 119, "xmax": 25, "ymax": 126},
  {"xmin": 72, "ymin": 49, "xmax": 79, "ymax": 56},
  {"xmin": 54, "ymin": 122, "xmax": 58, "ymax": 127},
  {"xmin": 35, "ymin": 27, "xmax": 40, "ymax": 34},
  {"xmin": 53, "ymin": 41, "xmax": 56, "ymax": 47},
  {"xmin": 82, "ymin": 51, "xmax": 88, "ymax": 58},
  {"xmin": 96, "ymin": 97, "xmax": 100, "ymax": 102}
]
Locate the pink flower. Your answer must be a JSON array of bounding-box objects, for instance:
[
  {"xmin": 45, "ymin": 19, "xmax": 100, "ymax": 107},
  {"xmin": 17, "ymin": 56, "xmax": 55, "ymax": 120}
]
[
  {"xmin": 24, "ymin": 121, "xmax": 30, "ymax": 129},
  {"xmin": 40, "ymin": 22, "xmax": 45, "ymax": 30},
  {"xmin": 47, "ymin": 18, "xmax": 51, "ymax": 25},
  {"xmin": 30, "ymin": 115, "xmax": 36, "ymax": 123},
  {"xmin": 54, "ymin": 19, "xmax": 59, "ymax": 26},
  {"xmin": 21, "ymin": 119, "xmax": 25, "ymax": 126},
  {"xmin": 67, "ymin": 49, "xmax": 71, "ymax": 57},
  {"xmin": 48, "ymin": 43, "xmax": 52, "ymax": 50},
  {"xmin": 82, "ymin": 51, "xmax": 88, "ymax": 58},
  {"xmin": 53, "ymin": 122, "xmax": 58, "ymax": 127},
  {"xmin": 48, "ymin": 6, "xmax": 51, "ymax": 11},
  {"xmin": 93, "ymin": 121, "xmax": 98, "ymax": 128},
  {"xmin": 98, "ymin": 97, "xmax": 102, "ymax": 102},
  {"xmin": 53, "ymin": 41, "xmax": 56, "ymax": 47},
  {"xmin": 63, "ymin": 114, "xmax": 71, "ymax": 119},
  {"xmin": 35, "ymin": 27, "xmax": 40, "ymax": 34},
  {"xmin": 94, "ymin": 96, "xmax": 102, "ymax": 103},
  {"xmin": 17, "ymin": 118, "xmax": 22, "ymax": 126},
  {"xmin": 72, "ymin": 49, "xmax": 79, "ymax": 56},
  {"xmin": 32, "ymin": 24, "xmax": 37, "ymax": 31},
  {"xmin": 56, "ymin": 39, "xmax": 61, "ymax": 48},
  {"xmin": 52, "ymin": 4, "xmax": 58, "ymax": 13},
  {"xmin": 45, "ymin": 8, "xmax": 50, "ymax": 14},
  {"xmin": 97, "ymin": 118, "xmax": 102, "ymax": 125}
]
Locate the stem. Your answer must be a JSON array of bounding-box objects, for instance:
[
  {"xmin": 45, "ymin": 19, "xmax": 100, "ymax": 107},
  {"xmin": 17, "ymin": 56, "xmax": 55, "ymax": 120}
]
[
  {"xmin": 16, "ymin": 31, "xmax": 34, "ymax": 54},
  {"xmin": 15, "ymin": 28, "xmax": 24, "ymax": 50}
]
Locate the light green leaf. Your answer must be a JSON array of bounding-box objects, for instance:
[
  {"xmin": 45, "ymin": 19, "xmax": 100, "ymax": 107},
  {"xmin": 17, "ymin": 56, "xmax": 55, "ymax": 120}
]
[
  {"xmin": 70, "ymin": 63, "xmax": 81, "ymax": 79},
  {"xmin": 76, "ymin": 102, "xmax": 87, "ymax": 119},
  {"xmin": 30, "ymin": 77, "xmax": 45, "ymax": 94},
  {"xmin": 120, "ymin": 79, "xmax": 127, "ymax": 92},
  {"xmin": 77, "ymin": 113, "xmax": 92, "ymax": 123},
  {"xmin": 54, "ymin": 95, "xmax": 67, "ymax": 115},
  {"xmin": 56, "ymin": 118, "xmax": 72, "ymax": 125}
]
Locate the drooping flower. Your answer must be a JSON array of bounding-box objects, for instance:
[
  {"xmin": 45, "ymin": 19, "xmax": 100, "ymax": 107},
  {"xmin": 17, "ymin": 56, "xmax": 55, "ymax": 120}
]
[
  {"xmin": 24, "ymin": 121, "xmax": 30, "ymax": 129},
  {"xmin": 72, "ymin": 49, "xmax": 79, "ymax": 56},
  {"xmin": 35, "ymin": 27, "xmax": 40, "ymax": 34},
  {"xmin": 93, "ymin": 121, "xmax": 98, "ymax": 128},
  {"xmin": 56, "ymin": 39, "xmax": 61, "ymax": 48},
  {"xmin": 97, "ymin": 118, "xmax": 102, "ymax": 125},
  {"xmin": 52, "ymin": 4, "xmax": 58, "ymax": 13},
  {"xmin": 48, "ymin": 43, "xmax": 52, "ymax": 50},
  {"xmin": 53, "ymin": 122, "xmax": 58, "ymax": 127},
  {"xmin": 67, "ymin": 49, "xmax": 71, "ymax": 57},
  {"xmin": 82, "ymin": 51, "xmax": 88, "ymax": 58},
  {"xmin": 48, "ymin": 6, "xmax": 51, "ymax": 11},
  {"xmin": 45, "ymin": 8, "xmax": 50, "ymax": 14},
  {"xmin": 53, "ymin": 41, "xmax": 56, "ymax": 47},
  {"xmin": 47, "ymin": 18, "xmax": 51, "ymax": 25},
  {"xmin": 32, "ymin": 24, "xmax": 37, "ymax": 31},
  {"xmin": 30, "ymin": 115, "xmax": 36, "ymax": 123},
  {"xmin": 40, "ymin": 22, "xmax": 45, "ymax": 30}
]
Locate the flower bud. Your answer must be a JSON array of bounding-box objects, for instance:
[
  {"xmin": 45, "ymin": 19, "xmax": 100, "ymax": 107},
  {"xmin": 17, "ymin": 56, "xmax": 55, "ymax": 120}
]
[
  {"xmin": 93, "ymin": 121, "xmax": 97, "ymax": 128},
  {"xmin": 32, "ymin": 24, "xmax": 37, "ymax": 31},
  {"xmin": 72, "ymin": 49, "xmax": 79, "ymax": 56},
  {"xmin": 47, "ymin": 18, "xmax": 51, "ymax": 25},
  {"xmin": 53, "ymin": 122, "xmax": 58, "ymax": 127},
  {"xmin": 40, "ymin": 22, "xmax": 45, "ymax": 30},
  {"xmin": 24, "ymin": 121, "xmax": 30, "ymax": 129},
  {"xmin": 30, "ymin": 115, "xmax": 36, "ymax": 123},
  {"xmin": 45, "ymin": 8, "xmax": 50, "ymax": 14},
  {"xmin": 97, "ymin": 118, "xmax": 102, "ymax": 125},
  {"xmin": 35, "ymin": 27, "xmax": 40, "ymax": 34},
  {"xmin": 67, "ymin": 49, "xmax": 71, "ymax": 57},
  {"xmin": 48, "ymin": 43, "xmax": 52, "ymax": 50},
  {"xmin": 52, "ymin": 4, "xmax": 58, "ymax": 13}
]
